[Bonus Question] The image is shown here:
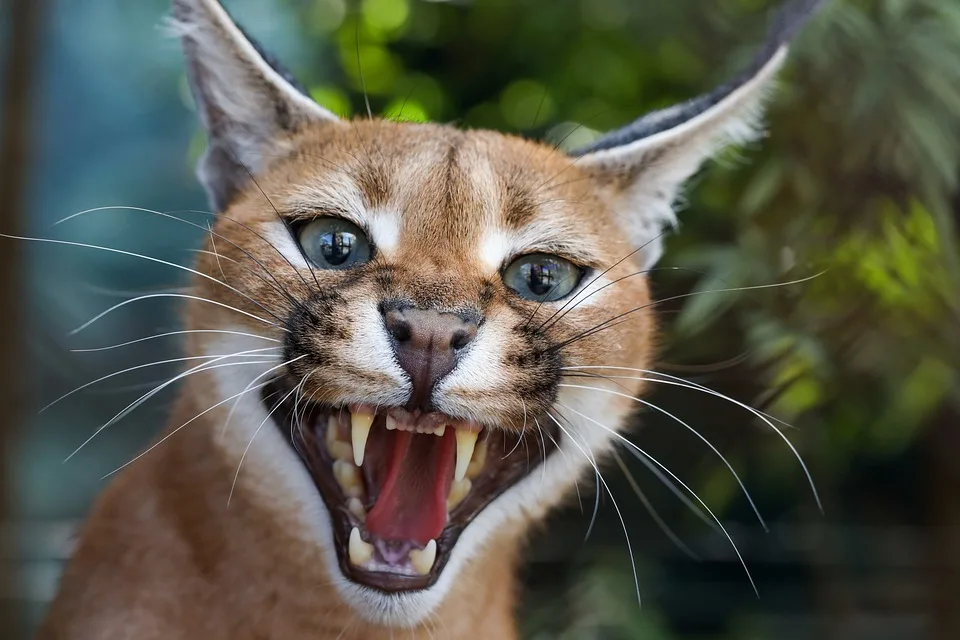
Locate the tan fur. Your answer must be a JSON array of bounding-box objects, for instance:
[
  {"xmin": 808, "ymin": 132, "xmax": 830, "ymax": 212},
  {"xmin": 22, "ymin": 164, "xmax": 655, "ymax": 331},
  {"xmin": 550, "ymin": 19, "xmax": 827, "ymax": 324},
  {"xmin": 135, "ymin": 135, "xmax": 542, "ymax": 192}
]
[
  {"xmin": 41, "ymin": 390, "xmax": 522, "ymax": 640},
  {"xmin": 39, "ymin": 118, "xmax": 654, "ymax": 638}
]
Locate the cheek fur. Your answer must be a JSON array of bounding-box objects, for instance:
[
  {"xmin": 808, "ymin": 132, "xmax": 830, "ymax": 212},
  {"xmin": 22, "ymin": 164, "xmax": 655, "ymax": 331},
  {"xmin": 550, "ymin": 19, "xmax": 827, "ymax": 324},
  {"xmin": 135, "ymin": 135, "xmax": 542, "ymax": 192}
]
[
  {"xmin": 434, "ymin": 306, "xmax": 563, "ymax": 427},
  {"xmin": 546, "ymin": 273, "xmax": 656, "ymax": 378},
  {"xmin": 281, "ymin": 278, "xmax": 409, "ymax": 407}
]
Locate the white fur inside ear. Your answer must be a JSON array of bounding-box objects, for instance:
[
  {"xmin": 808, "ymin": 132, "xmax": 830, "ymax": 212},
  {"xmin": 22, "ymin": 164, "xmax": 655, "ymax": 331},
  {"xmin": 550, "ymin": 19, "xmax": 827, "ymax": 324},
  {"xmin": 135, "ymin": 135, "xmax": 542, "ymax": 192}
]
[{"xmin": 579, "ymin": 47, "xmax": 788, "ymax": 268}]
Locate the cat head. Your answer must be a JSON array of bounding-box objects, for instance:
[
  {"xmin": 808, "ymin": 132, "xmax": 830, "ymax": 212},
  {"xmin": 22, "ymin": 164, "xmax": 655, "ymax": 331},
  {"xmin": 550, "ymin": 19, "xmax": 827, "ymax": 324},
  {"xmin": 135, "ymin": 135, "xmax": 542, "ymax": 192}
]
[{"xmin": 171, "ymin": 0, "xmax": 821, "ymax": 626}]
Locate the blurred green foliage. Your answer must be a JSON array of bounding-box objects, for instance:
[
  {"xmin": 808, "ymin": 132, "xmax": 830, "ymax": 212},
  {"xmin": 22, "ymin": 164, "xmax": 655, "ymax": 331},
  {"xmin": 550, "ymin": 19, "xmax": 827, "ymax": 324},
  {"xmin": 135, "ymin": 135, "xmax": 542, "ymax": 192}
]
[
  {"xmin": 259, "ymin": 0, "xmax": 960, "ymax": 636},
  {"xmin": 15, "ymin": 0, "xmax": 960, "ymax": 637}
]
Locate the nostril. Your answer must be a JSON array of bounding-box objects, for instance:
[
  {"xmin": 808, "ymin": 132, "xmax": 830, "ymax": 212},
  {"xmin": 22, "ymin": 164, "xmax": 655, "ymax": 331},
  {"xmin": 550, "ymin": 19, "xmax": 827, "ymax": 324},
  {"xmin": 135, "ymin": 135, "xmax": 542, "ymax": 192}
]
[
  {"xmin": 384, "ymin": 310, "xmax": 412, "ymax": 343},
  {"xmin": 450, "ymin": 329, "xmax": 473, "ymax": 351},
  {"xmin": 390, "ymin": 321, "xmax": 412, "ymax": 343}
]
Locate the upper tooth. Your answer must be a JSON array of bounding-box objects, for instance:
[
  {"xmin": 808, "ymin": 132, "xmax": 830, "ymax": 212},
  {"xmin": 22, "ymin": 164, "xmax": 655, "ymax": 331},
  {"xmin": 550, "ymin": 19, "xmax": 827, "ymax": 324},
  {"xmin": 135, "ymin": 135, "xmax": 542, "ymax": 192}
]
[
  {"xmin": 333, "ymin": 460, "xmax": 363, "ymax": 498},
  {"xmin": 447, "ymin": 477, "xmax": 471, "ymax": 511},
  {"xmin": 409, "ymin": 539, "xmax": 437, "ymax": 576},
  {"xmin": 466, "ymin": 439, "xmax": 487, "ymax": 479},
  {"xmin": 348, "ymin": 527, "xmax": 373, "ymax": 566},
  {"xmin": 326, "ymin": 416, "xmax": 352, "ymax": 461},
  {"xmin": 385, "ymin": 415, "xmax": 397, "ymax": 430},
  {"xmin": 434, "ymin": 424, "xmax": 447, "ymax": 437},
  {"xmin": 351, "ymin": 410, "xmax": 374, "ymax": 466},
  {"xmin": 454, "ymin": 429, "xmax": 479, "ymax": 482}
]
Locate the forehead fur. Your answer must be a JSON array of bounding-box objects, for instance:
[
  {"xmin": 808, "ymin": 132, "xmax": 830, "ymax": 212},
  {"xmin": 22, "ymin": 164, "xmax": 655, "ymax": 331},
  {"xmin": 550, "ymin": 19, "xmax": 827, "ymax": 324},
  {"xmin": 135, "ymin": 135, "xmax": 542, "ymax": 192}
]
[{"xmin": 241, "ymin": 120, "xmax": 630, "ymax": 270}]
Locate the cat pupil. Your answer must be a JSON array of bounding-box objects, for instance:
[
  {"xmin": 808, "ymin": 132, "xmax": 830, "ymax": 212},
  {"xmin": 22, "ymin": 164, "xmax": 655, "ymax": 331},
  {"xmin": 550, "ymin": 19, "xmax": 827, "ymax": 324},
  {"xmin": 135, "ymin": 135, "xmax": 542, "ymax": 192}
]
[
  {"xmin": 320, "ymin": 231, "xmax": 354, "ymax": 266},
  {"xmin": 526, "ymin": 262, "xmax": 556, "ymax": 296}
]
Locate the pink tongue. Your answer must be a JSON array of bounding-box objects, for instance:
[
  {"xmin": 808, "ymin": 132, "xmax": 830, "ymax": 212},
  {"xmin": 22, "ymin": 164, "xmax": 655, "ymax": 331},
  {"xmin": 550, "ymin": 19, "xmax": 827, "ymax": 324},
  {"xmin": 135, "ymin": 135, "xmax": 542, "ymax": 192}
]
[{"xmin": 365, "ymin": 429, "xmax": 455, "ymax": 546}]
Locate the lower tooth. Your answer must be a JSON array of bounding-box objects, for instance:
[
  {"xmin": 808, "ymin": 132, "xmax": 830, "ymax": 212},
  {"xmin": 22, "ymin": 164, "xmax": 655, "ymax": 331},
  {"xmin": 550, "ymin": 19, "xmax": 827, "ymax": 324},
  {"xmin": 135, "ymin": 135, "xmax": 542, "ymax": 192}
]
[
  {"xmin": 409, "ymin": 539, "xmax": 437, "ymax": 576},
  {"xmin": 446, "ymin": 478, "xmax": 471, "ymax": 511},
  {"xmin": 333, "ymin": 460, "xmax": 363, "ymax": 498},
  {"xmin": 348, "ymin": 527, "xmax": 374, "ymax": 566}
]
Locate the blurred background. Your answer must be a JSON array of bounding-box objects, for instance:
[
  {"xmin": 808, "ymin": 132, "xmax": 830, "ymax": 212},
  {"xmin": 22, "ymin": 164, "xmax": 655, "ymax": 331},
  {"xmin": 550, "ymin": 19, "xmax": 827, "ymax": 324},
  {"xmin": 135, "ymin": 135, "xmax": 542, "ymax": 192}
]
[{"xmin": 2, "ymin": 0, "xmax": 959, "ymax": 637}]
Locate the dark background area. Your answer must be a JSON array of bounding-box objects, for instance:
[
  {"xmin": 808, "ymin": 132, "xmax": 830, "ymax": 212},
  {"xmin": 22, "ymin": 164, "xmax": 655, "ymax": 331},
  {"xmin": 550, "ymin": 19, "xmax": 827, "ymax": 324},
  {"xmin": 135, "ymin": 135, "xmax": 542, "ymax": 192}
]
[{"xmin": 2, "ymin": 0, "xmax": 959, "ymax": 638}]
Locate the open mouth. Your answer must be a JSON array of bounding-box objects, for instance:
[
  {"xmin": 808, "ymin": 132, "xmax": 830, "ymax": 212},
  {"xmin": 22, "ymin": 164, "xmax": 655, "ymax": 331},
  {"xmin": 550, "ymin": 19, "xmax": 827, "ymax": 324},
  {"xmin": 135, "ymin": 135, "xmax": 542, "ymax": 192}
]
[{"xmin": 263, "ymin": 378, "xmax": 559, "ymax": 592}]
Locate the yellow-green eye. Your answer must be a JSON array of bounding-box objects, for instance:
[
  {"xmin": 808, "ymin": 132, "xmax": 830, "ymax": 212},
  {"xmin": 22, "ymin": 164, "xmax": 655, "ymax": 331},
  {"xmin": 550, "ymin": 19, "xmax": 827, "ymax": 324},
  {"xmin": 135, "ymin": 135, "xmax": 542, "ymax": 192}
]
[
  {"xmin": 503, "ymin": 253, "xmax": 582, "ymax": 302},
  {"xmin": 297, "ymin": 217, "xmax": 371, "ymax": 270}
]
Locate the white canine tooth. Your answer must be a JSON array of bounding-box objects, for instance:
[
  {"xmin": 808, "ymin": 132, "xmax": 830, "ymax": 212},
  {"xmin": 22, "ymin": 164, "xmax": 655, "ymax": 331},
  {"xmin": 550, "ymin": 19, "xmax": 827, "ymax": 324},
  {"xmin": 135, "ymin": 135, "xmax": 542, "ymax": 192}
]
[
  {"xmin": 333, "ymin": 460, "xmax": 363, "ymax": 498},
  {"xmin": 385, "ymin": 415, "xmax": 397, "ymax": 431},
  {"xmin": 454, "ymin": 429, "xmax": 479, "ymax": 482},
  {"xmin": 348, "ymin": 497, "xmax": 366, "ymax": 521},
  {"xmin": 348, "ymin": 527, "xmax": 373, "ymax": 566},
  {"xmin": 446, "ymin": 478, "xmax": 471, "ymax": 511},
  {"xmin": 409, "ymin": 539, "xmax": 437, "ymax": 576},
  {"xmin": 350, "ymin": 410, "xmax": 374, "ymax": 467}
]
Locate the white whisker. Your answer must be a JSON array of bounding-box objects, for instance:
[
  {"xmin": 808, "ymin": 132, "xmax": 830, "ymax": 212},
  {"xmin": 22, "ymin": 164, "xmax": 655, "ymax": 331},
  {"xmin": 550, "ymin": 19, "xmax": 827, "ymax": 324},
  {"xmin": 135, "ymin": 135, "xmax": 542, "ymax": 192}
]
[
  {"xmin": 100, "ymin": 378, "xmax": 277, "ymax": 480},
  {"xmin": 564, "ymin": 365, "xmax": 794, "ymax": 429},
  {"xmin": 585, "ymin": 468, "xmax": 601, "ymax": 542},
  {"xmin": 534, "ymin": 417, "xmax": 548, "ymax": 489},
  {"xmin": 53, "ymin": 205, "xmax": 309, "ymax": 301},
  {"xmin": 218, "ymin": 356, "xmax": 307, "ymax": 440},
  {"xmin": 43, "ymin": 347, "xmax": 280, "ymax": 413},
  {"xmin": 228, "ymin": 373, "xmax": 308, "ymax": 506},
  {"xmin": 545, "ymin": 410, "xmax": 643, "ymax": 608},
  {"xmin": 550, "ymin": 270, "xmax": 827, "ymax": 347},
  {"xmin": 557, "ymin": 383, "xmax": 768, "ymax": 531},
  {"xmin": 205, "ymin": 222, "xmax": 229, "ymax": 282},
  {"xmin": 69, "ymin": 293, "xmax": 285, "ymax": 336},
  {"xmin": 610, "ymin": 448, "xmax": 699, "ymax": 560},
  {"xmin": 561, "ymin": 368, "xmax": 822, "ymax": 512},
  {"xmin": 553, "ymin": 395, "xmax": 759, "ymax": 597},
  {"xmin": 614, "ymin": 436, "xmax": 720, "ymax": 533},
  {"xmin": 72, "ymin": 329, "xmax": 281, "ymax": 352},
  {"xmin": 2, "ymin": 233, "xmax": 286, "ymax": 324},
  {"xmin": 192, "ymin": 247, "xmax": 238, "ymax": 266},
  {"xmin": 65, "ymin": 352, "xmax": 282, "ymax": 462}
]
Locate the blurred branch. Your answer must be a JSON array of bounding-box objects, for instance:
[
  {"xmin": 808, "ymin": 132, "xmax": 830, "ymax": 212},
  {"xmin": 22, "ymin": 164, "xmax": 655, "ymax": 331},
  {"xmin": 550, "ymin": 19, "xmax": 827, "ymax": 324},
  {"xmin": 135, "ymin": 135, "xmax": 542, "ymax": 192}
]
[{"xmin": 0, "ymin": 0, "xmax": 46, "ymax": 631}]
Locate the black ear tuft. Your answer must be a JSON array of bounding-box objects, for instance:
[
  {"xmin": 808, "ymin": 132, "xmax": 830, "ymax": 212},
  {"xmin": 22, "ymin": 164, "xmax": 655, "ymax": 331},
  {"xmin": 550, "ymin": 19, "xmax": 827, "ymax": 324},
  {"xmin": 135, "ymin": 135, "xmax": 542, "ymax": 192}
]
[
  {"xmin": 234, "ymin": 23, "xmax": 312, "ymax": 98},
  {"xmin": 574, "ymin": 0, "xmax": 827, "ymax": 155},
  {"xmin": 572, "ymin": 0, "xmax": 827, "ymax": 268}
]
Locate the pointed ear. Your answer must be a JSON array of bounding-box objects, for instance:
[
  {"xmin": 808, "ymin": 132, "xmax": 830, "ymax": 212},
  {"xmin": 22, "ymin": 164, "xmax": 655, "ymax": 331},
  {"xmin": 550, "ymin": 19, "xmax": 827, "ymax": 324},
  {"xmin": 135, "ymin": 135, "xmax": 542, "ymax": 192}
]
[
  {"xmin": 170, "ymin": 0, "xmax": 341, "ymax": 211},
  {"xmin": 573, "ymin": 0, "xmax": 826, "ymax": 268}
]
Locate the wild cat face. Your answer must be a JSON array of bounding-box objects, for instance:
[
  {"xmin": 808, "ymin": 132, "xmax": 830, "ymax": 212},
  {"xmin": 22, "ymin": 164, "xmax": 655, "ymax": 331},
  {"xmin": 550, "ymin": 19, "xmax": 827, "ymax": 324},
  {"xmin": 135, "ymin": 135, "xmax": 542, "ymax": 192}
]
[
  {"xmin": 172, "ymin": 0, "xmax": 819, "ymax": 626},
  {"xmin": 193, "ymin": 121, "xmax": 655, "ymax": 597}
]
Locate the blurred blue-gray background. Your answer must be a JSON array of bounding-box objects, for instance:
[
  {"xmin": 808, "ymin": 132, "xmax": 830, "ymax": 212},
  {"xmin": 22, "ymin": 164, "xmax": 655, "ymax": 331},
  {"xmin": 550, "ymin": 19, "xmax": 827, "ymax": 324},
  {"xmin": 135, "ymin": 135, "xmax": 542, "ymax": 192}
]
[{"xmin": 2, "ymin": 1, "xmax": 960, "ymax": 638}]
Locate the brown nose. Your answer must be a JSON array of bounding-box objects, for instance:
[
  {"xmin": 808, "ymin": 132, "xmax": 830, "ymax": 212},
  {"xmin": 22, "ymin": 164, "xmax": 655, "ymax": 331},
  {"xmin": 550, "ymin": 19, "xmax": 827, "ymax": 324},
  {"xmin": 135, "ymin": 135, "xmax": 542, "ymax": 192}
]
[{"xmin": 382, "ymin": 305, "xmax": 478, "ymax": 412}]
